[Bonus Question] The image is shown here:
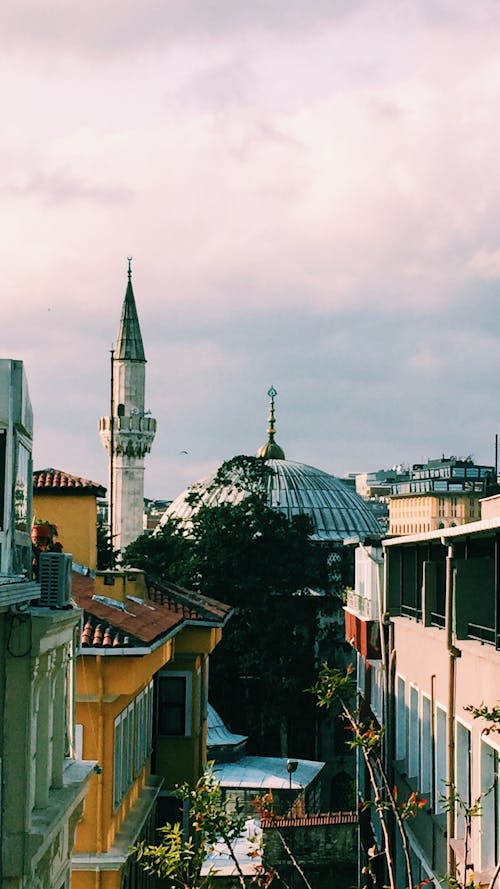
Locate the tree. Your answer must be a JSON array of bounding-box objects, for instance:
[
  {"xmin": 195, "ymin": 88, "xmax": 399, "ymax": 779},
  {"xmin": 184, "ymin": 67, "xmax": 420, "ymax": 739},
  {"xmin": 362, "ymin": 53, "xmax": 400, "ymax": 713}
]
[
  {"xmin": 123, "ymin": 456, "xmax": 335, "ymax": 756},
  {"xmin": 311, "ymin": 665, "xmax": 500, "ymax": 889},
  {"xmin": 131, "ymin": 764, "xmax": 251, "ymax": 889}
]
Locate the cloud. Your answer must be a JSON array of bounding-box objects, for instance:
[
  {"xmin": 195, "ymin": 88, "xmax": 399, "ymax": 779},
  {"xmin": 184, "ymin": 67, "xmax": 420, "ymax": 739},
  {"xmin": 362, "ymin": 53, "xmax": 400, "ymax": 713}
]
[{"xmin": 0, "ymin": 168, "xmax": 134, "ymax": 206}]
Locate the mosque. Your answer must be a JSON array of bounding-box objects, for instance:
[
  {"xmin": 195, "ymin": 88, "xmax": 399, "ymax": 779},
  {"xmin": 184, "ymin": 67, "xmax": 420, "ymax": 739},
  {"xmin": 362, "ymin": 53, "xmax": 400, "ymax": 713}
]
[{"xmin": 101, "ymin": 263, "xmax": 379, "ymax": 553}]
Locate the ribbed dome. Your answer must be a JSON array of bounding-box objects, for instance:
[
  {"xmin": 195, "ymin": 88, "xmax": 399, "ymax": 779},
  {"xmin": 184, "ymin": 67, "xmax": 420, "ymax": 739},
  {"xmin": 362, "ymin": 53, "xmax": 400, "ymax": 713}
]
[{"xmin": 163, "ymin": 458, "xmax": 380, "ymax": 543}]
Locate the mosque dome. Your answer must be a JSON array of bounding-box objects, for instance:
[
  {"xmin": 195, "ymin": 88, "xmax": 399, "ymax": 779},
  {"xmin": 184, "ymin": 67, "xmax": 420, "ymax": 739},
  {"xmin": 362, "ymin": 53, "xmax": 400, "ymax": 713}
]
[{"xmin": 164, "ymin": 387, "xmax": 380, "ymax": 543}]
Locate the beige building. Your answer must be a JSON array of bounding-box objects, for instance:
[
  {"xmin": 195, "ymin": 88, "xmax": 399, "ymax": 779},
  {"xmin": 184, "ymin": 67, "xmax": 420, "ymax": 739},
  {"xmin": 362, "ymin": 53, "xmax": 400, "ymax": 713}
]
[
  {"xmin": 389, "ymin": 456, "xmax": 496, "ymax": 536},
  {"xmin": 389, "ymin": 490, "xmax": 482, "ymax": 535}
]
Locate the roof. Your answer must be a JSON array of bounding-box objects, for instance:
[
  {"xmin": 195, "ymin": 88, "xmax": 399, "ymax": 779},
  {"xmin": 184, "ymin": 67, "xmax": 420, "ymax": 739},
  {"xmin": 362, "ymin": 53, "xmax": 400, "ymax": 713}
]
[
  {"xmin": 71, "ymin": 572, "xmax": 232, "ymax": 650},
  {"xmin": 214, "ymin": 756, "xmax": 325, "ymax": 791},
  {"xmin": 115, "ymin": 272, "xmax": 145, "ymax": 361},
  {"xmin": 34, "ymin": 468, "xmax": 106, "ymax": 498},
  {"xmin": 207, "ymin": 704, "xmax": 248, "ymax": 750},
  {"xmin": 165, "ymin": 459, "xmax": 381, "ymax": 543},
  {"xmin": 260, "ymin": 812, "xmax": 358, "ymax": 827}
]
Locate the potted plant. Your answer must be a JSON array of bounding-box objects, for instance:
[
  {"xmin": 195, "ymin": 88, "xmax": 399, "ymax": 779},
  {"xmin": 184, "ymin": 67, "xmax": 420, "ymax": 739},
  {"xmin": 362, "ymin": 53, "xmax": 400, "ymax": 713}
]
[{"xmin": 31, "ymin": 518, "xmax": 58, "ymax": 549}]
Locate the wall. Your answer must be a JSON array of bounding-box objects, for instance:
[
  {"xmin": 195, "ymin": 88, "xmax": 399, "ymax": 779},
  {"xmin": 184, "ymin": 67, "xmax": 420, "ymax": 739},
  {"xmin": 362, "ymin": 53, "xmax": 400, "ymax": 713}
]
[{"xmin": 33, "ymin": 492, "xmax": 98, "ymax": 569}]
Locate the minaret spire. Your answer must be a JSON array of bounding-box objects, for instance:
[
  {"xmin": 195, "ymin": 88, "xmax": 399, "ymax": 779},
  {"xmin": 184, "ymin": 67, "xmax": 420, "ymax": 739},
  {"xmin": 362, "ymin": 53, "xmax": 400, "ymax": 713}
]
[
  {"xmin": 256, "ymin": 386, "xmax": 286, "ymax": 460},
  {"xmin": 99, "ymin": 260, "xmax": 157, "ymax": 554}
]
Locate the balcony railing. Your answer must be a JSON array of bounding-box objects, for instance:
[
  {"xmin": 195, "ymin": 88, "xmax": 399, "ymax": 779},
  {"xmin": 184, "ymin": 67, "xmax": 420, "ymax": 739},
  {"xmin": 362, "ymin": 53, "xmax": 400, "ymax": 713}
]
[
  {"xmin": 346, "ymin": 589, "xmax": 379, "ymax": 621},
  {"xmin": 401, "ymin": 603, "xmax": 422, "ymax": 621},
  {"xmin": 467, "ymin": 622, "xmax": 496, "ymax": 646}
]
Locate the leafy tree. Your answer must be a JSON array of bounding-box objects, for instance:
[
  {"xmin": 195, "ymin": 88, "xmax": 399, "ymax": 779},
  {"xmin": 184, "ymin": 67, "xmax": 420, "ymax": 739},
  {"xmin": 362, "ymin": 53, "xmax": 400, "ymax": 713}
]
[
  {"xmin": 123, "ymin": 456, "xmax": 336, "ymax": 756},
  {"xmin": 122, "ymin": 516, "xmax": 193, "ymax": 583},
  {"xmin": 131, "ymin": 764, "xmax": 251, "ymax": 889}
]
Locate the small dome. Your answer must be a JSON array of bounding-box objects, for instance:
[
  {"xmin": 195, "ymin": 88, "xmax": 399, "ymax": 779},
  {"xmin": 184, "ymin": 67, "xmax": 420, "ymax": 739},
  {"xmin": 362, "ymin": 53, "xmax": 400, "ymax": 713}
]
[
  {"xmin": 256, "ymin": 439, "xmax": 285, "ymax": 460},
  {"xmin": 164, "ymin": 458, "xmax": 379, "ymax": 543}
]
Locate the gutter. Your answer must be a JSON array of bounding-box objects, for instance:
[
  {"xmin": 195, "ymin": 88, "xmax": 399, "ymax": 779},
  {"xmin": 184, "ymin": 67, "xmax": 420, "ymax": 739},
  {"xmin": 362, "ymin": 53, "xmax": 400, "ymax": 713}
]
[{"xmin": 442, "ymin": 540, "xmax": 460, "ymax": 878}]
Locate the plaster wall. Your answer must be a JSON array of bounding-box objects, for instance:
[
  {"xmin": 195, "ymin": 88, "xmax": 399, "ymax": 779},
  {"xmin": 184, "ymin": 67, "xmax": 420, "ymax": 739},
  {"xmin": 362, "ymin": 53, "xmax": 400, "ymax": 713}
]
[{"xmin": 33, "ymin": 492, "xmax": 99, "ymax": 569}]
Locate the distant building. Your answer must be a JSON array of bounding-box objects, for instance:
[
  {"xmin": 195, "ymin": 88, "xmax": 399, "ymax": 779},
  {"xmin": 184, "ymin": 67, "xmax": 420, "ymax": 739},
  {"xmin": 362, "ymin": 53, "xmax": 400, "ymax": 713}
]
[
  {"xmin": 389, "ymin": 455, "xmax": 496, "ymax": 535},
  {"xmin": 99, "ymin": 261, "xmax": 157, "ymax": 554},
  {"xmin": 0, "ymin": 359, "xmax": 94, "ymax": 889}
]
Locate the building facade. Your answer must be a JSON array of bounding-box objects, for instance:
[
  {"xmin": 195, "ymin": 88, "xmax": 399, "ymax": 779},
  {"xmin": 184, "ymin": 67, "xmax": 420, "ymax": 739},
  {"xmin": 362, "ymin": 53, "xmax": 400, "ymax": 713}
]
[
  {"xmin": 71, "ymin": 568, "xmax": 231, "ymax": 888},
  {"xmin": 33, "ymin": 468, "xmax": 106, "ymax": 571},
  {"xmin": 345, "ymin": 519, "xmax": 500, "ymax": 888},
  {"xmin": 389, "ymin": 456, "xmax": 496, "ymax": 536},
  {"xmin": 0, "ymin": 359, "xmax": 94, "ymax": 889}
]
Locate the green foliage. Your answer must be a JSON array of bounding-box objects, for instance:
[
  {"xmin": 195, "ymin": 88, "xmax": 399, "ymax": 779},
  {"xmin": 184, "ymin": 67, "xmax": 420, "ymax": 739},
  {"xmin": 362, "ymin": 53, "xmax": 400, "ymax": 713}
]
[
  {"xmin": 124, "ymin": 455, "xmax": 334, "ymax": 756},
  {"xmin": 130, "ymin": 765, "xmax": 249, "ymax": 889},
  {"xmin": 464, "ymin": 701, "xmax": 500, "ymax": 735},
  {"xmin": 122, "ymin": 517, "xmax": 193, "ymax": 582},
  {"xmin": 310, "ymin": 662, "xmax": 356, "ymax": 708}
]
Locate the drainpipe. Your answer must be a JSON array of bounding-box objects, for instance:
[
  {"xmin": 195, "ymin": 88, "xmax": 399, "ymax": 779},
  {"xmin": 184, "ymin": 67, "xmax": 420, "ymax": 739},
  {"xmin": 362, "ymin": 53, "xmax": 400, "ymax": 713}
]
[
  {"xmin": 96, "ymin": 656, "xmax": 104, "ymax": 859},
  {"xmin": 442, "ymin": 541, "xmax": 460, "ymax": 878}
]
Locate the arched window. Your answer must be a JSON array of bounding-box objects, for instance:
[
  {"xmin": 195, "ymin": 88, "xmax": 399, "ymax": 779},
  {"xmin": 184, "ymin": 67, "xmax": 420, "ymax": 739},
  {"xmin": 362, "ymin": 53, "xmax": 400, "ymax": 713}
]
[{"xmin": 117, "ymin": 403, "xmax": 125, "ymax": 417}]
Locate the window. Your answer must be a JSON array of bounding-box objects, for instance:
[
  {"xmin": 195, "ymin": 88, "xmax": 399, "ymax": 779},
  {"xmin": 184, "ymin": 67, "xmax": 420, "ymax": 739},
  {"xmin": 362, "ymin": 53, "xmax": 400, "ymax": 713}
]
[
  {"xmin": 481, "ymin": 741, "xmax": 500, "ymax": 871},
  {"xmin": 396, "ymin": 676, "xmax": 407, "ymax": 762},
  {"xmin": 135, "ymin": 682, "xmax": 153, "ymax": 774},
  {"xmin": 421, "ymin": 696, "xmax": 432, "ymax": 798},
  {"xmin": 435, "ymin": 707, "xmax": 447, "ymax": 814},
  {"xmin": 408, "ymin": 686, "xmax": 419, "ymax": 778},
  {"xmin": 455, "ymin": 723, "xmax": 471, "ymax": 838},
  {"xmin": 157, "ymin": 672, "xmax": 192, "ymax": 736},
  {"xmin": 14, "ymin": 441, "xmax": 30, "ymax": 532},
  {"xmin": 113, "ymin": 685, "xmax": 154, "ymax": 810}
]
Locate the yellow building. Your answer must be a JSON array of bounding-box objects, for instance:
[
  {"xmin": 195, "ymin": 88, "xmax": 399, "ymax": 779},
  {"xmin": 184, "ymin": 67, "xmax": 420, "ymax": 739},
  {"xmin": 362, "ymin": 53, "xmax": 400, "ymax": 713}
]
[
  {"xmin": 389, "ymin": 490, "xmax": 482, "ymax": 535},
  {"xmin": 70, "ymin": 568, "xmax": 230, "ymax": 888},
  {"xmin": 33, "ymin": 468, "xmax": 105, "ymax": 570}
]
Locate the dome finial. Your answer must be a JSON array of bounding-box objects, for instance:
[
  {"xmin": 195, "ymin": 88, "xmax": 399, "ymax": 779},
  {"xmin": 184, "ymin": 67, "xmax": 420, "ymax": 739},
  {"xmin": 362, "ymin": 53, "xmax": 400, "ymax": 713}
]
[
  {"xmin": 127, "ymin": 256, "xmax": 133, "ymax": 281},
  {"xmin": 256, "ymin": 385, "xmax": 285, "ymax": 460}
]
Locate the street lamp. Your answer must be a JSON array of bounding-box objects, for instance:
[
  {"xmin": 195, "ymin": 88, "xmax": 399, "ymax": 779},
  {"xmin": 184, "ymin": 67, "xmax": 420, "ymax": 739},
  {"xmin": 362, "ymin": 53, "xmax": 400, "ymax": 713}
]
[{"xmin": 286, "ymin": 759, "xmax": 298, "ymax": 790}]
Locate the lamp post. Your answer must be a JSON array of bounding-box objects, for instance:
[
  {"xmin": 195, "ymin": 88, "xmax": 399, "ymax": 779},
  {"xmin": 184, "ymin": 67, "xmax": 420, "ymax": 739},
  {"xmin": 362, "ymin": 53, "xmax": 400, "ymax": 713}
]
[{"xmin": 286, "ymin": 758, "xmax": 298, "ymax": 790}]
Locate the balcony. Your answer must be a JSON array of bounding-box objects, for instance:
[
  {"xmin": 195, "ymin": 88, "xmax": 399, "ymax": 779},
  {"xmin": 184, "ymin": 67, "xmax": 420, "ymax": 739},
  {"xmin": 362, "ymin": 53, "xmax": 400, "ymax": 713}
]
[{"xmin": 344, "ymin": 608, "xmax": 382, "ymax": 660}]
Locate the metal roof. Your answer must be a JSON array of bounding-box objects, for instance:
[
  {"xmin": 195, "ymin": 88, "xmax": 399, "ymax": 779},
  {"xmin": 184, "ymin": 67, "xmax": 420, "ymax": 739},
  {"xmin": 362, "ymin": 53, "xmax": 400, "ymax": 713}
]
[
  {"xmin": 213, "ymin": 755, "xmax": 325, "ymax": 791},
  {"xmin": 165, "ymin": 459, "xmax": 380, "ymax": 543}
]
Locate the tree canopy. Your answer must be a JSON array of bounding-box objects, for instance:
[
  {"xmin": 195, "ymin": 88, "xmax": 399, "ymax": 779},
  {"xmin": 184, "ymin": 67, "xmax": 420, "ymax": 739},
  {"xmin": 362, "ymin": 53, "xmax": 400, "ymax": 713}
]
[{"xmin": 122, "ymin": 455, "xmax": 344, "ymax": 757}]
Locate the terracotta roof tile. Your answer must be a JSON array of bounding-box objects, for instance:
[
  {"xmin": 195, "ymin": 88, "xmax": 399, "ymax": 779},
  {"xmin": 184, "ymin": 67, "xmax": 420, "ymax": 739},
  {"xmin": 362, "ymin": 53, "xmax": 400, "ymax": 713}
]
[
  {"xmin": 147, "ymin": 579, "xmax": 232, "ymax": 623},
  {"xmin": 34, "ymin": 468, "xmax": 106, "ymax": 497},
  {"xmin": 72, "ymin": 573, "xmax": 184, "ymax": 647}
]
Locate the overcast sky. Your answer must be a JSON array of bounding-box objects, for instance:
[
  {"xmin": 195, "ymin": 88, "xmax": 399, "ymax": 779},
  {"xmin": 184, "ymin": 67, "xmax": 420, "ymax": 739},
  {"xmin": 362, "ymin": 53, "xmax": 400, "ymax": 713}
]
[{"xmin": 2, "ymin": 0, "xmax": 500, "ymax": 499}]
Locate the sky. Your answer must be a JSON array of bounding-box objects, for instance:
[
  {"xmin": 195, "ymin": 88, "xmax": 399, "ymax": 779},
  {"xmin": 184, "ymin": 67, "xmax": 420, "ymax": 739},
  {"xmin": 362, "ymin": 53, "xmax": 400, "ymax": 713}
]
[{"xmin": 2, "ymin": 0, "xmax": 500, "ymax": 500}]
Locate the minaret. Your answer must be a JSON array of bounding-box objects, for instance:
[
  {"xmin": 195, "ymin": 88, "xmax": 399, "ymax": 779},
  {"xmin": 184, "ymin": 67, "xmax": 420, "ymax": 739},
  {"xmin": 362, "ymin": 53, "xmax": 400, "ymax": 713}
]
[{"xmin": 99, "ymin": 259, "xmax": 156, "ymax": 555}]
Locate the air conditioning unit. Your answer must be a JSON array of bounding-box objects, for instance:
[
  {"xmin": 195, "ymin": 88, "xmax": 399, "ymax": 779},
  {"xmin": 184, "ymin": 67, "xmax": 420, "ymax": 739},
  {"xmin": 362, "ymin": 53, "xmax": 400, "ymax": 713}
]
[{"xmin": 39, "ymin": 552, "xmax": 73, "ymax": 608}]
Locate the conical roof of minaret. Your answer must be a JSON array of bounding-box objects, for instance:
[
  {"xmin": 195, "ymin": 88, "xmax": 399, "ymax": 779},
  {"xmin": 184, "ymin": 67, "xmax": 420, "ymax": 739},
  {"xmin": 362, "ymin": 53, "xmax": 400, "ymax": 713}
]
[
  {"xmin": 256, "ymin": 385, "xmax": 285, "ymax": 460},
  {"xmin": 115, "ymin": 259, "xmax": 146, "ymax": 361}
]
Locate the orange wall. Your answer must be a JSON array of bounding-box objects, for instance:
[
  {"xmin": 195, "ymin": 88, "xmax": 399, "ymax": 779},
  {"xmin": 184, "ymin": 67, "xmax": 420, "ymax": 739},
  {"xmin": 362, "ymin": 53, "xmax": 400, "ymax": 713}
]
[{"xmin": 33, "ymin": 492, "xmax": 98, "ymax": 569}]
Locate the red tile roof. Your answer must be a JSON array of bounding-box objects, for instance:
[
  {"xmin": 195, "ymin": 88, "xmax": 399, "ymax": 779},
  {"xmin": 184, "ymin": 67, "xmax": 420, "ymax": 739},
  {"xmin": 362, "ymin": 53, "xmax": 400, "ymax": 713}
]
[
  {"xmin": 147, "ymin": 579, "xmax": 232, "ymax": 624},
  {"xmin": 71, "ymin": 572, "xmax": 232, "ymax": 649},
  {"xmin": 261, "ymin": 812, "xmax": 358, "ymax": 828},
  {"xmin": 34, "ymin": 468, "xmax": 106, "ymax": 497}
]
